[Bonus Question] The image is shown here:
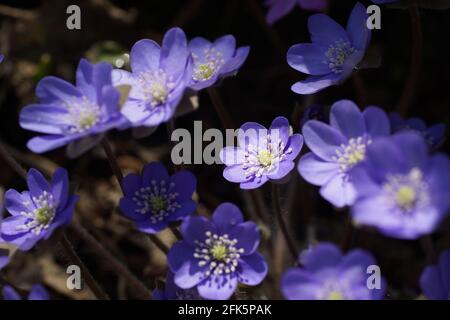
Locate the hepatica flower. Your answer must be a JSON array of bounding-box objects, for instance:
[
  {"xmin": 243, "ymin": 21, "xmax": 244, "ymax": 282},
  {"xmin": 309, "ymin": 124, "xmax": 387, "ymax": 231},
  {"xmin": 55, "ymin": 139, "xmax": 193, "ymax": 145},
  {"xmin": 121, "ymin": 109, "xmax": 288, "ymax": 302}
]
[
  {"xmin": 264, "ymin": 0, "xmax": 327, "ymax": 25},
  {"xmin": 220, "ymin": 116, "xmax": 303, "ymax": 189},
  {"xmin": 20, "ymin": 59, "xmax": 128, "ymax": 158},
  {"xmin": 287, "ymin": 2, "xmax": 371, "ymax": 94},
  {"xmin": 188, "ymin": 35, "xmax": 249, "ymax": 91},
  {"xmin": 112, "ymin": 28, "xmax": 191, "ymax": 128},
  {"xmin": 298, "ymin": 99, "xmax": 390, "ymax": 208},
  {"xmin": 390, "ymin": 112, "xmax": 445, "ymax": 149},
  {"xmin": 420, "ymin": 250, "xmax": 450, "ymax": 300},
  {"xmin": 153, "ymin": 271, "xmax": 202, "ymax": 300},
  {"xmin": 3, "ymin": 284, "xmax": 49, "ymax": 300},
  {"xmin": 351, "ymin": 132, "xmax": 450, "ymax": 239},
  {"xmin": 168, "ymin": 203, "xmax": 268, "ymax": 300},
  {"xmin": 282, "ymin": 242, "xmax": 385, "ymax": 300},
  {"xmin": 119, "ymin": 162, "xmax": 197, "ymax": 234},
  {"xmin": 1, "ymin": 168, "xmax": 78, "ymax": 251}
]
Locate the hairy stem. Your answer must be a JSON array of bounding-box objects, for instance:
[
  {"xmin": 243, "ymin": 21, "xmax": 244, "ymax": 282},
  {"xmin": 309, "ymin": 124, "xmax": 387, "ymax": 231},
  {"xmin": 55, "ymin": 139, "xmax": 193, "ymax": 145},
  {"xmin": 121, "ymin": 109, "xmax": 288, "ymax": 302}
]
[
  {"xmin": 59, "ymin": 231, "xmax": 110, "ymax": 300},
  {"xmin": 70, "ymin": 222, "xmax": 152, "ymax": 299},
  {"xmin": 101, "ymin": 137, "xmax": 124, "ymax": 188},
  {"xmin": 398, "ymin": 2, "xmax": 423, "ymax": 116},
  {"xmin": 271, "ymin": 183, "xmax": 298, "ymax": 261},
  {"xmin": 207, "ymin": 87, "xmax": 234, "ymax": 129}
]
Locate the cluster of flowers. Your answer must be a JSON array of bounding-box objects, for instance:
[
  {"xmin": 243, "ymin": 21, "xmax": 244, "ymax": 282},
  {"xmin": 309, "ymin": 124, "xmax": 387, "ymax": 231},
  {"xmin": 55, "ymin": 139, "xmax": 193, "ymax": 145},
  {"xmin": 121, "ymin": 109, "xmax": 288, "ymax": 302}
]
[{"xmin": 0, "ymin": 0, "xmax": 448, "ymax": 300}]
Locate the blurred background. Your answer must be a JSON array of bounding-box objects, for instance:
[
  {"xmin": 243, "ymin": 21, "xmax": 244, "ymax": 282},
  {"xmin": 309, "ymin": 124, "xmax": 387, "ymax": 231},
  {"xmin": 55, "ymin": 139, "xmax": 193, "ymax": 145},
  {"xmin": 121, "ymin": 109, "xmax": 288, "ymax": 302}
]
[{"xmin": 0, "ymin": 0, "xmax": 449, "ymax": 299}]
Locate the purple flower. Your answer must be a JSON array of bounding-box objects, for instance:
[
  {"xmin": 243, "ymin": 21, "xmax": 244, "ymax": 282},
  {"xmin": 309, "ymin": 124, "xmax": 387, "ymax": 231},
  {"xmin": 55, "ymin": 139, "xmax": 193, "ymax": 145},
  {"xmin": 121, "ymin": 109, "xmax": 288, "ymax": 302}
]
[
  {"xmin": 220, "ymin": 116, "xmax": 303, "ymax": 189},
  {"xmin": 351, "ymin": 132, "xmax": 450, "ymax": 239},
  {"xmin": 420, "ymin": 250, "xmax": 450, "ymax": 300},
  {"xmin": 287, "ymin": 3, "xmax": 371, "ymax": 94},
  {"xmin": 153, "ymin": 271, "xmax": 203, "ymax": 300},
  {"xmin": 282, "ymin": 242, "xmax": 386, "ymax": 300},
  {"xmin": 298, "ymin": 99, "xmax": 390, "ymax": 208},
  {"xmin": 20, "ymin": 59, "xmax": 129, "ymax": 158},
  {"xmin": 119, "ymin": 162, "xmax": 197, "ymax": 234},
  {"xmin": 3, "ymin": 284, "xmax": 49, "ymax": 300},
  {"xmin": 1, "ymin": 168, "xmax": 78, "ymax": 251},
  {"xmin": 390, "ymin": 112, "xmax": 445, "ymax": 149},
  {"xmin": 188, "ymin": 35, "xmax": 249, "ymax": 91},
  {"xmin": 168, "ymin": 203, "xmax": 268, "ymax": 300},
  {"xmin": 112, "ymin": 28, "xmax": 191, "ymax": 129},
  {"xmin": 265, "ymin": 0, "xmax": 327, "ymax": 25}
]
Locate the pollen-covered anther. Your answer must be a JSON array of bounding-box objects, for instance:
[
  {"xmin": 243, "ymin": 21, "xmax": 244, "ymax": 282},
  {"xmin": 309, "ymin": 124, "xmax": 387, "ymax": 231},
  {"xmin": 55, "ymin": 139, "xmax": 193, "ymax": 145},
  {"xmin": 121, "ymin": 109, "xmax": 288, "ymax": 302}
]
[
  {"xmin": 138, "ymin": 69, "xmax": 175, "ymax": 107},
  {"xmin": 192, "ymin": 48, "xmax": 225, "ymax": 81},
  {"xmin": 65, "ymin": 96, "xmax": 102, "ymax": 133},
  {"xmin": 17, "ymin": 191, "xmax": 56, "ymax": 235},
  {"xmin": 324, "ymin": 39, "xmax": 355, "ymax": 74},
  {"xmin": 333, "ymin": 136, "xmax": 370, "ymax": 173}
]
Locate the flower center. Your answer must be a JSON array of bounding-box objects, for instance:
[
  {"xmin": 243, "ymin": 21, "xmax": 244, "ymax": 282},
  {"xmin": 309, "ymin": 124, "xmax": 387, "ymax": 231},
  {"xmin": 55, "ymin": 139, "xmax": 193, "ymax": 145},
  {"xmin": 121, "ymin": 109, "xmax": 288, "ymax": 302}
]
[
  {"xmin": 242, "ymin": 133, "xmax": 292, "ymax": 180},
  {"xmin": 65, "ymin": 96, "xmax": 101, "ymax": 134},
  {"xmin": 149, "ymin": 195, "xmax": 167, "ymax": 212},
  {"xmin": 327, "ymin": 291, "xmax": 344, "ymax": 300},
  {"xmin": 132, "ymin": 180, "xmax": 180, "ymax": 224},
  {"xmin": 384, "ymin": 168, "xmax": 429, "ymax": 212},
  {"xmin": 257, "ymin": 150, "xmax": 273, "ymax": 167},
  {"xmin": 192, "ymin": 48, "xmax": 224, "ymax": 81},
  {"xmin": 333, "ymin": 136, "xmax": 371, "ymax": 173},
  {"xmin": 138, "ymin": 69, "xmax": 175, "ymax": 108},
  {"xmin": 194, "ymin": 231, "xmax": 244, "ymax": 277},
  {"xmin": 16, "ymin": 191, "xmax": 56, "ymax": 235},
  {"xmin": 324, "ymin": 39, "xmax": 355, "ymax": 74}
]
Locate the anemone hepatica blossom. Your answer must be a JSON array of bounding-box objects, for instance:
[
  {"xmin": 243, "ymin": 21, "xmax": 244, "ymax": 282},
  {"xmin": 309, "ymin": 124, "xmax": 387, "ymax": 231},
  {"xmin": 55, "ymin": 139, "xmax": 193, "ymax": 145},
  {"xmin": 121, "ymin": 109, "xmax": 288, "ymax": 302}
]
[
  {"xmin": 1, "ymin": 168, "xmax": 78, "ymax": 251},
  {"xmin": 168, "ymin": 203, "xmax": 267, "ymax": 300},
  {"xmin": 420, "ymin": 250, "xmax": 450, "ymax": 300},
  {"xmin": 298, "ymin": 99, "xmax": 390, "ymax": 208},
  {"xmin": 3, "ymin": 284, "xmax": 49, "ymax": 300},
  {"xmin": 220, "ymin": 116, "xmax": 303, "ymax": 189},
  {"xmin": 112, "ymin": 28, "xmax": 191, "ymax": 128},
  {"xmin": 264, "ymin": 0, "xmax": 327, "ymax": 25},
  {"xmin": 390, "ymin": 112, "xmax": 445, "ymax": 149},
  {"xmin": 119, "ymin": 162, "xmax": 197, "ymax": 234},
  {"xmin": 188, "ymin": 35, "xmax": 249, "ymax": 91},
  {"xmin": 282, "ymin": 242, "xmax": 386, "ymax": 300},
  {"xmin": 287, "ymin": 2, "xmax": 371, "ymax": 94},
  {"xmin": 20, "ymin": 59, "xmax": 128, "ymax": 158},
  {"xmin": 153, "ymin": 271, "xmax": 202, "ymax": 300},
  {"xmin": 351, "ymin": 132, "xmax": 450, "ymax": 239}
]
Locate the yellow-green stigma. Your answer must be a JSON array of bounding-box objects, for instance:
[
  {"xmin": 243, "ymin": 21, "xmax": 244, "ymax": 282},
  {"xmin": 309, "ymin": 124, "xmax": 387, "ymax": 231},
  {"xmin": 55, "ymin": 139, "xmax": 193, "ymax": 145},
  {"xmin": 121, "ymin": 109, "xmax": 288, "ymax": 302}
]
[
  {"xmin": 194, "ymin": 63, "xmax": 215, "ymax": 81},
  {"xmin": 211, "ymin": 244, "xmax": 228, "ymax": 261},
  {"xmin": 327, "ymin": 291, "xmax": 344, "ymax": 300},
  {"xmin": 78, "ymin": 113, "xmax": 98, "ymax": 131},
  {"xmin": 35, "ymin": 207, "xmax": 53, "ymax": 225},
  {"xmin": 150, "ymin": 196, "xmax": 167, "ymax": 212},
  {"xmin": 396, "ymin": 186, "xmax": 417, "ymax": 210},
  {"xmin": 257, "ymin": 150, "xmax": 273, "ymax": 167}
]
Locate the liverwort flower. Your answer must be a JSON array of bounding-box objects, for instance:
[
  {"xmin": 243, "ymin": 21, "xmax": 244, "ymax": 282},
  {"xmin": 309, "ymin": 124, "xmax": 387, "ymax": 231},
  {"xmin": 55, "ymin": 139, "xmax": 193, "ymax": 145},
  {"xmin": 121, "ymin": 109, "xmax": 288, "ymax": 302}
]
[
  {"xmin": 153, "ymin": 271, "xmax": 202, "ymax": 300},
  {"xmin": 220, "ymin": 116, "xmax": 303, "ymax": 189},
  {"xmin": 168, "ymin": 203, "xmax": 268, "ymax": 300},
  {"xmin": 3, "ymin": 284, "xmax": 49, "ymax": 300},
  {"xmin": 287, "ymin": 2, "xmax": 371, "ymax": 94},
  {"xmin": 298, "ymin": 99, "xmax": 390, "ymax": 208},
  {"xmin": 20, "ymin": 59, "xmax": 129, "ymax": 158},
  {"xmin": 390, "ymin": 112, "xmax": 445, "ymax": 149},
  {"xmin": 119, "ymin": 162, "xmax": 197, "ymax": 234},
  {"xmin": 351, "ymin": 132, "xmax": 450, "ymax": 239},
  {"xmin": 1, "ymin": 168, "xmax": 78, "ymax": 251},
  {"xmin": 420, "ymin": 250, "xmax": 450, "ymax": 300},
  {"xmin": 282, "ymin": 242, "xmax": 386, "ymax": 300},
  {"xmin": 264, "ymin": 0, "xmax": 327, "ymax": 25},
  {"xmin": 112, "ymin": 27, "xmax": 191, "ymax": 129},
  {"xmin": 188, "ymin": 35, "xmax": 249, "ymax": 91}
]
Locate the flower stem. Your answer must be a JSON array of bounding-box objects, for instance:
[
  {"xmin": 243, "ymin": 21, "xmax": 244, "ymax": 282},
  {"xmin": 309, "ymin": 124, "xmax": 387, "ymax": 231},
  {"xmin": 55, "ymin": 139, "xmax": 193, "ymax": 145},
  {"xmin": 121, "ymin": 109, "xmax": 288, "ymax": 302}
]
[
  {"xmin": 101, "ymin": 137, "xmax": 124, "ymax": 189},
  {"xmin": 398, "ymin": 2, "xmax": 423, "ymax": 116},
  {"xmin": 207, "ymin": 87, "xmax": 234, "ymax": 129},
  {"xmin": 70, "ymin": 222, "xmax": 152, "ymax": 299},
  {"xmin": 420, "ymin": 235, "xmax": 437, "ymax": 264},
  {"xmin": 59, "ymin": 231, "xmax": 110, "ymax": 300},
  {"xmin": 0, "ymin": 141, "xmax": 27, "ymax": 179},
  {"xmin": 169, "ymin": 225, "xmax": 182, "ymax": 240},
  {"xmin": 148, "ymin": 234, "xmax": 170, "ymax": 254},
  {"xmin": 340, "ymin": 213, "xmax": 355, "ymax": 252},
  {"xmin": 271, "ymin": 183, "xmax": 298, "ymax": 261}
]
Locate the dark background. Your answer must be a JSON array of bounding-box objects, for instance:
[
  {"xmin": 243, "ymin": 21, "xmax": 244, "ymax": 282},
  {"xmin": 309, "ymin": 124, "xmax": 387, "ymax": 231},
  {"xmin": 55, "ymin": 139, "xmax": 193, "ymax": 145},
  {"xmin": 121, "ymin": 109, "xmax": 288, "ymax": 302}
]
[{"xmin": 0, "ymin": 0, "xmax": 449, "ymax": 299}]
